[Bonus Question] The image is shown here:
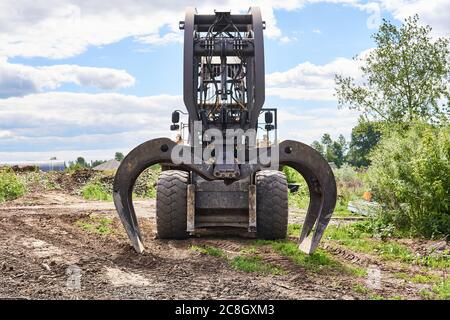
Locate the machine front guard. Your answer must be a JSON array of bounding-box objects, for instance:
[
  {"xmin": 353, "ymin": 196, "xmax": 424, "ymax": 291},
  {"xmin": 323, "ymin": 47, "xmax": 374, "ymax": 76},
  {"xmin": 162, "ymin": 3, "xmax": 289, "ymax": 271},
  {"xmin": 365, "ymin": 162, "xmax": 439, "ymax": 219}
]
[{"xmin": 113, "ymin": 138, "xmax": 336, "ymax": 254}]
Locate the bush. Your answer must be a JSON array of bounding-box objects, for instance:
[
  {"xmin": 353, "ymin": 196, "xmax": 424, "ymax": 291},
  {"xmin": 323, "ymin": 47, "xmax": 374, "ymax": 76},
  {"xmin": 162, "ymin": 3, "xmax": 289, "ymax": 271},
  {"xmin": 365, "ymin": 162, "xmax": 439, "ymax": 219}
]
[
  {"xmin": 133, "ymin": 166, "xmax": 160, "ymax": 199},
  {"xmin": 82, "ymin": 178, "xmax": 112, "ymax": 201},
  {"xmin": 333, "ymin": 164, "xmax": 366, "ymax": 208},
  {"xmin": 283, "ymin": 164, "xmax": 366, "ymax": 213},
  {"xmin": 366, "ymin": 122, "xmax": 450, "ymax": 238},
  {"xmin": 0, "ymin": 168, "xmax": 26, "ymax": 203},
  {"xmin": 283, "ymin": 166, "xmax": 310, "ymax": 209}
]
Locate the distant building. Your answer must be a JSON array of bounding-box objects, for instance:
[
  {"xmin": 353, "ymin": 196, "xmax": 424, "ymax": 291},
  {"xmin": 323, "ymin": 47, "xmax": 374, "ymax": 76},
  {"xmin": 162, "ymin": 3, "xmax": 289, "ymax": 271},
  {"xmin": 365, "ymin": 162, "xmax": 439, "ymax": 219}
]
[
  {"xmin": 0, "ymin": 160, "xmax": 66, "ymax": 172},
  {"xmin": 93, "ymin": 159, "xmax": 120, "ymax": 171}
]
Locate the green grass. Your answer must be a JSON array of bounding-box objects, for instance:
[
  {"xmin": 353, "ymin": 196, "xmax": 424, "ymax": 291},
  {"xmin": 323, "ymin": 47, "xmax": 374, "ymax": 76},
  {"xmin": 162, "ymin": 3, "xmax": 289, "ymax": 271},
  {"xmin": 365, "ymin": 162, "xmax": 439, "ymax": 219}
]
[
  {"xmin": 76, "ymin": 215, "xmax": 114, "ymax": 235},
  {"xmin": 351, "ymin": 266, "xmax": 368, "ymax": 277},
  {"xmin": 394, "ymin": 272, "xmax": 442, "ymax": 284},
  {"xmin": 253, "ymin": 239, "xmax": 361, "ymax": 275},
  {"xmin": 412, "ymin": 274, "xmax": 442, "ymax": 284},
  {"xmin": 353, "ymin": 284, "xmax": 404, "ymax": 300},
  {"xmin": 146, "ymin": 185, "xmax": 156, "ymax": 198},
  {"xmin": 353, "ymin": 283, "xmax": 370, "ymax": 294},
  {"xmin": 416, "ymin": 251, "xmax": 450, "ymax": 269},
  {"xmin": 190, "ymin": 245, "xmax": 285, "ymax": 275},
  {"xmin": 271, "ymin": 241, "xmax": 342, "ymax": 272},
  {"xmin": 326, "ymin": 226, "xmax": 412, "ymax": 262},
  {"xmin": 324, "ymin": 224, "xmax": 450, "ymax": 268},
  {"xmin": 333, "ymin": 203, "xmax": 356, "ymax": 217},
  {"xmin": 288, "ymin": 190, "xmax": 309, "ymax": 209},
  {"xmin": 420, "ymin": 278, "xmax": 450, "ymax": 300},
  {"xmin": 239, "ymin": 246, "xmax": 258, "ymax": 254},
  {"xmin": 287, "ymin": 224, "xmax": 301, "ymax": 236},
  {"xmin": 388, "ymin": 295, "xmax": 404, "ymax": 300},
  {"xmin": 431, "ymin": 279, "xmax": 450, "ymax": 300},
  {"xmin": 82, "ymin": 180, "xmax": 112, "ymax": 201},
  {"xmin": 190, "ymin": 245, "xmax": 225, "ymax": 258},
  {"xmin": 0, "ymin": 169, "xmax": 26, "ymax": 203},
  {"xmin": 230, "ymin": 255, "xmax": 285, "ymax": 275}
]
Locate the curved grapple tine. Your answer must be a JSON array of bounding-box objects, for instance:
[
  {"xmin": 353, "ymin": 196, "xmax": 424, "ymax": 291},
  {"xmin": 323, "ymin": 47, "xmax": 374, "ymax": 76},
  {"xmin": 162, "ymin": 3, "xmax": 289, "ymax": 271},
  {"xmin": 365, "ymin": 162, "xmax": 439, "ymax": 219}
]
[
  {"xmin": 279, "ymin": 140, "xmax": 337, "ymax": 254},
  {"xmin": 113, "ymin": 138, "xmax": 176, "ymax": 253}
]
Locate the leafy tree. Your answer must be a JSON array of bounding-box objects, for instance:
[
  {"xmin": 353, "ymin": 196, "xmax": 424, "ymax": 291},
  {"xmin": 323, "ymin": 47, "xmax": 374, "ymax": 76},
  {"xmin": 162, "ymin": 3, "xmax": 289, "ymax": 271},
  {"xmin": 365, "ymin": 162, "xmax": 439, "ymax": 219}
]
[
  {"xmin": 337, "ymin": 134, "xmax": 347, "ymax": 154},
  {"xmin": 313, "ymin": 134, "xmax": 347, "ymax": 168},
  {"xmin": 311, "ymin": 140, "xmax": 325, "ymax": 156},
  {"xmin": 327, "ymin": 141, "xmax": 345, "ymax": 168},
  {"xmin": 115, "ymin": 152, "xmax": 125, "ymax": 162},
  {"xmin": 347, "ymin": 120, "xmax": 383, "ymax": 167},
  {"xmin": 321, "ymin": 133, "xmax": 332, "ymax": 146},
  {"xmin": 335, "ymin": 15, "xmax": 449, "ymax": 124},
  {"xmin": 76, "ymin": 157, "xmax": 88, "ymax": 167}
]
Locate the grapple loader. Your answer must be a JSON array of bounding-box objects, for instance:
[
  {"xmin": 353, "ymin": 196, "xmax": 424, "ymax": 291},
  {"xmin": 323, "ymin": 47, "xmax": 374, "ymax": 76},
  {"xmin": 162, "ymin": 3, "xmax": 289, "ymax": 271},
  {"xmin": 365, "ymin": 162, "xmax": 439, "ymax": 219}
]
[{"xmin": 113, "ymin": 7, "xmax": 337, "ymax": 254}]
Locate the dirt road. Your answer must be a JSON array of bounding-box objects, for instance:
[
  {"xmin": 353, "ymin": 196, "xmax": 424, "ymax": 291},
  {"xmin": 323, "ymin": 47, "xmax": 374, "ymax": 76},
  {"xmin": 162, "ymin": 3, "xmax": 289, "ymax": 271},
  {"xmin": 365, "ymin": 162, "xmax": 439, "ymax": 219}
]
[{"xmin": 0, "ymin": 191, "xmax": 438, "ymax": 299}]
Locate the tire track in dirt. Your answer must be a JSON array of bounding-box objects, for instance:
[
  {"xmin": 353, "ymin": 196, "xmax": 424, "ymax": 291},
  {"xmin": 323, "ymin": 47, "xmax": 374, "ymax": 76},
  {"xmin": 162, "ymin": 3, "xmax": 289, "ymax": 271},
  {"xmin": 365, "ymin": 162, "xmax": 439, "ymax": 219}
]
[
  {"xmin": 1, "ymin": 191, "xmax": 433, "ymax": 300},
  {"xmin": 0, "ymin": 211, "xmax": 345, "ymax": 299}
]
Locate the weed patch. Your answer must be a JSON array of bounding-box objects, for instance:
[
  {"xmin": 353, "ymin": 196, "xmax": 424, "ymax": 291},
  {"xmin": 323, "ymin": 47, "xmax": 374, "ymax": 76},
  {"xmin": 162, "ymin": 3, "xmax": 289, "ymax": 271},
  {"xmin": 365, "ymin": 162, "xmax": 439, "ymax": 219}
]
[
  {"xmin": 324, "ymin": 224, "xmax": 449, "ymax": 268},
  {"xmin": 82, "ymin": 179, "xmax": 112, "ymax": 201},
  {"xmin": 420, "ymin": 278, "xmax": 450, "ymax": 300},
  {"xmin": 254, "ymin": 239, "xmax": 358, "ymax": 275},
  {"xmin": 190, "ymin": 244, "xmax": 285, "ymax": 275},
  {"xmin": 231, "ymin": 255, "xmax": 285, "ymax": 275},
  {"xmin": 76, "ymin": 215, "xmax": 114, "ymax": 235},
  {"xmin": 190, "ymin": 245, "xmax": 225, "ymax": 258},
  {"xmin": 0, "ymin": 168, "xmax": 26, "ymax": 203}
]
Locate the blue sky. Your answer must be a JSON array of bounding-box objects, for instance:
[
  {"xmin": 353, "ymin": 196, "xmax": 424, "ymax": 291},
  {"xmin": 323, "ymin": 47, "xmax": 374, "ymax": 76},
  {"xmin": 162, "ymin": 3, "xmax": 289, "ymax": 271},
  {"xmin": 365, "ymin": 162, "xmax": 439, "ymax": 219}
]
[{"xmin": 0, "ymin": 0, "xmax": 448, "ymax": 162}]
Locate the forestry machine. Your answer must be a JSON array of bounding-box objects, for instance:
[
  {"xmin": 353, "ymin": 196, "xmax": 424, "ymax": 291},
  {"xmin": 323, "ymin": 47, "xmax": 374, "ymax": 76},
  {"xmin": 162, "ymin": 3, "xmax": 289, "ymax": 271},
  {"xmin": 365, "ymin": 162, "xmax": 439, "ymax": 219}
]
[{"xmin": 113, "ymin": 7, "xmax": 337, "ymax": 254}]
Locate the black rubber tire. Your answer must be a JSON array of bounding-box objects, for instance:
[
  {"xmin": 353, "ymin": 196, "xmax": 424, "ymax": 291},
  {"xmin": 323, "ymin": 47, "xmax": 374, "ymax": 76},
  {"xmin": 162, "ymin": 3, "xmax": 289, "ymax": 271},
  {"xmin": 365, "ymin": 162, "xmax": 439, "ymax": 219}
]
[
  {"xmin": 256, "ymin": 170, "xmax": 289, "ymax": 239},
  {"xmin": 156, "ymin": 170, "xmax": 189, "ymax": 239}
]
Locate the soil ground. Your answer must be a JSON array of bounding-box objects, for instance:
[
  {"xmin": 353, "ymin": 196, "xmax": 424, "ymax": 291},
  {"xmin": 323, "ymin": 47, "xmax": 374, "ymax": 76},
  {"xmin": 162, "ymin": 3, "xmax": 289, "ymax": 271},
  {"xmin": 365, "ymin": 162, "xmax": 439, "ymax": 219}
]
[{"xmin": 0, "ymin": 191, "xmax": 446, "ymax": 300}]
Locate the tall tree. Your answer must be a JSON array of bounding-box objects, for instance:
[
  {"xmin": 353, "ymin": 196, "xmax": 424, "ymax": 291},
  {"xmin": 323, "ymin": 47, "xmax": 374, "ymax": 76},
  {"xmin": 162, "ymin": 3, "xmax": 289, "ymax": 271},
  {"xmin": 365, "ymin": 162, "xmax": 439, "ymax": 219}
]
[
  {"xmin": 335, "ymin": 15, "xmax": 449, "ymax": 124},
  {"xmin": 76, "ymin": 157, "xmax": 87, "ymax": 167},
  {"xmin": 327, "ymin": 141, "xmax": 345, "ymax": 168},
  {"xmin": 311, "ymin": 140, "xmax": 325, "ymax": 156},
  {"xmin": 115, "ymin": 152, "xmax": 125, "ymax": 162},
  {"xmin": 314, "ymin": 134, "xmax": 347, "ymax": 168},
  {"xmin": 337, "ymin": 134, "xmax": 347, "ymax": 154},
  {"xmin": 321, "ymin": 133, "xmax": 332, "ymax": 146},
  {"xmin": 347, "ymin": 120, "xmax": 382, "ymax": 167}
]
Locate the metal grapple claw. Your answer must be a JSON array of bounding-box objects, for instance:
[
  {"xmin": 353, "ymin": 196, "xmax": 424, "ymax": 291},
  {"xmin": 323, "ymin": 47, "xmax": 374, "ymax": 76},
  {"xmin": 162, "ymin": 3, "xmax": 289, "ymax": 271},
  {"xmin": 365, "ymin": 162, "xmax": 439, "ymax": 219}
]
[
  {"xmin": 279, "ymin": 140, "xmax": 337, "ymax": 253},
  {"xmin": 113, "ymin": 138, "xmax": 176, "ymax": 253}
]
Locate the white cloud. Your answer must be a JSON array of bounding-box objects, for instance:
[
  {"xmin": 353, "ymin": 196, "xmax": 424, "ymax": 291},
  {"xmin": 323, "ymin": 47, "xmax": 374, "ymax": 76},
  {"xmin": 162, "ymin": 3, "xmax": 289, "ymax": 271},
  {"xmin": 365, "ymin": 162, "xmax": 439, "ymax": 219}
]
[
  {"xmin": 266, "ymin": 56, "xmax": 363, "ymax": 101},
  {"xmin": 1, "ymin": 0, "xmax": 446, "ymax": 60},
  {"xmin": 0, "ymin": 91, "xmax": 358, "ymax": 161},
  {"xmin": 283, "ymin": 107, "xmax": 360, "ymax": 143},
  {"xmin": 136, "ymin": 32, "xmax": 183, "ymax": 46},
  {"xmin": 277, "ymin": 109, "xmax": 315, "ymax": 123},
  {"xmin": 0, "ymin": 148, "xmax": 131, "ymax": 163},
  {"xmin": 0, "ymin": 92, "xmax": 182, "ymax": 156},
  {"xmin": 279, "ymin": 35, "xmax": 298, "ymax": 43},
  {"xmin": 0, "ymin": 0, "xmax": 386, "ymax": 59},
  {"xmin": 0, "ymin": 58, "xmax": 135, "ymax": 97},
  {"xmin": 380, "ymin": 0, "xmax": 450, "ymax": 37},
  {"xmin": 312, "ymin": 29, "xmax": 322, "ymax": 34},
  {"xmin": 0, "ymin": 1, "xmax": 290, "ymax": 59},
  {"xmin": 0, "ymin": 130, "xmax": 14, "ymax": 138}
]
